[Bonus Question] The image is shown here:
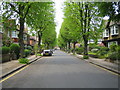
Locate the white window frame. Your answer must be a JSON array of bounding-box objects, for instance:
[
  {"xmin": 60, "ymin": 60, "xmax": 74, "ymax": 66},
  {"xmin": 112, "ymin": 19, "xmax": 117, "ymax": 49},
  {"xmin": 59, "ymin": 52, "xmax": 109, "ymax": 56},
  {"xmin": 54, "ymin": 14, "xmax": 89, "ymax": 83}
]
[
  {"xmin": 103, "ymin": 29, "xmax": 109, "ymax": 37},
  {"xmin": 0, "ymin": 29, "xmax": 2, "ymax": 33},
  {"xmin": 12, "ymin": 31, "xmax": 18, "ymax": 38},
  {"xmin": 111, "ymin": 25, "xmax": 119, "ymax": 35}
]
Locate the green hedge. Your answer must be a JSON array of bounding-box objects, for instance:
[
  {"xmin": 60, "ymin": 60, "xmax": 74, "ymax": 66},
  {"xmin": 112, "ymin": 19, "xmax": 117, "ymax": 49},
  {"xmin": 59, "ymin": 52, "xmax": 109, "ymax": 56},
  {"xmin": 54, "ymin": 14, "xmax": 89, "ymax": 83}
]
[
  {"xmin": 1, "ymin": 46, "xmax": 10, "ymax": 54},
  {"xmin": 0, "ymin": 46, "xmax": 10, "ymax": 63},
  {"xmin": 10, "ymin": 44, "xmax": 20, "ymax": 59}
]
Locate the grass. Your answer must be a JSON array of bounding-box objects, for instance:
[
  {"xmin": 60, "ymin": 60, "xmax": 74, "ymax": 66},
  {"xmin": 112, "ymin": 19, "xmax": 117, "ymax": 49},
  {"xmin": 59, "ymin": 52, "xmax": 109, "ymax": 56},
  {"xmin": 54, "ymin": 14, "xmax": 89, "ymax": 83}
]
[
  {"xmin": 18, "ymin": 58, "xmax": 29, "ymax": 64},
  {"xmin": 88, "ymin": 52, "xmax": 97, "ymax": 55},
  {"xmin": 37, "ymin": 54, "xmax": 43, "ymax": 56}
]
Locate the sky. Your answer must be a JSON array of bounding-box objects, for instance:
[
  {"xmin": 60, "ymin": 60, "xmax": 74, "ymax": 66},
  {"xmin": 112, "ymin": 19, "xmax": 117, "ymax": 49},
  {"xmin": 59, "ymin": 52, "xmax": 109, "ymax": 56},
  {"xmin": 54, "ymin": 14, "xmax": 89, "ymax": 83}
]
[{"xmin": 54, "ymin": 0, "xmax": 65, "ymax": 38}]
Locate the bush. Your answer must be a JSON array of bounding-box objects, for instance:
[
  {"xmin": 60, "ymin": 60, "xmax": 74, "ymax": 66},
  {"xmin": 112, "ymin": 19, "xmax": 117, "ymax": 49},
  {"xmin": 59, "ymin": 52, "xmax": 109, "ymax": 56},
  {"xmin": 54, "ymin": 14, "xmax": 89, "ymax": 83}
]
[
  {"xmin": 100, "ymin": 46, "xmax": 109, "ymax": 51},
  {"xmin": 2, "ymin": 46, "xmax": 10, "ymax": 54},
  {"xmin": 97, "ymin": 51, "xmax": 108, "ymax": 56},
  {"xmin": 37, "ymin": 54, "xmax": 42, "ymax": 56},
  {"xmin": 94, "ymin": 45, "xmax": 102, "ymax": 50},
  {"xmin": 97, "ymin": 46, "xmax": 109, "ymax": 56},
  {"xmin": 83, "ymin": 55, "xmax": 89, "ymax": 59},
  {"xmin": 89, "ymin": 44, "xmax": 104, "ymax": 51},
  {"xmin": 107, "ymin": 52, "xmax": 120, "ymax": 61},
  {"xmin": 18, "ymin": 58, "xmax": 29, "ymax": 64},
  {"xmin": 116, "ymin": 45, "xmax": 120, "ymax": 53},
  {"xmin": 91, "ymin": 49, "xmax": 98, "ymax": 53},
  {"xmin": 25, "ymin": 46, "xmax": 33, "ymax": 51},
  {"xmin": 88, "ymin": 43, "xmax": 97, "ymax": 51},
  {"xmin": 10, "ymin": 44, "xmax": 20, "ymax": 59},
  {"xmin": 75, "ymin": 47, "xmax": 84, "ymax": 54},
  {"xmin": 110, "ymin": 43, "xmax": 117, "ymax": 52},
  {"xmin": 88, "ymin": 52, "xmax": 98, "ymax": 58},
  {"xmin": 24, "ymin": 49, "xmax": 31, "ymax": 57}
]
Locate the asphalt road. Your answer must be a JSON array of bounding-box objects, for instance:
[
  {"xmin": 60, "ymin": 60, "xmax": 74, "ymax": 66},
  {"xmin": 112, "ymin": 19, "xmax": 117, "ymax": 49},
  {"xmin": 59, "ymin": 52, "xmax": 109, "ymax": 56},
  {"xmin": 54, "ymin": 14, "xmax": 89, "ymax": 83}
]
[{"xmin": 2, "ymin": 50, "xmax": 118, "ymax": 88}]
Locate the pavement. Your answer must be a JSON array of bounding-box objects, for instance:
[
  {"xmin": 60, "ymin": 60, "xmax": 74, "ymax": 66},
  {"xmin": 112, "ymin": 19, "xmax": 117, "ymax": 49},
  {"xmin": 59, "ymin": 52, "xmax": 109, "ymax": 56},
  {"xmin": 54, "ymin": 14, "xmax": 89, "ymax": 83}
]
[
  {"xmin": 2, "ymin": 50, "xmax": 118, "ymax": 88},
  {"xmin": 0, "ymin": 55, "xmax": 42, "ymax": 79},
  {"xmin": 75, "ymin": 54, "xmax": 120, "ymax": 74}
]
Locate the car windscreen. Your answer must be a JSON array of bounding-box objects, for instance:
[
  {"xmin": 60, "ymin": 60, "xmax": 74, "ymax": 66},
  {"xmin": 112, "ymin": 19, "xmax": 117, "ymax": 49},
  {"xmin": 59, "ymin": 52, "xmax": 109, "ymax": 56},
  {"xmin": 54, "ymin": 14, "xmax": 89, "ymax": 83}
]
[{"xmin": 45, "ymin": 51, "xmax": 49, "ymax": 53}]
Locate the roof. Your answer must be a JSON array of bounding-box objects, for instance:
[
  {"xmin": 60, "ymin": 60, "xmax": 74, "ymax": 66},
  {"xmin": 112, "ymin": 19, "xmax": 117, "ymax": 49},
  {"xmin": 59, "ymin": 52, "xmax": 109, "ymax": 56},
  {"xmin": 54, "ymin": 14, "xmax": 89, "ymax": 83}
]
[{"xmin": 104, "ymin": 20, "xmax": 120, "ymax": 27}]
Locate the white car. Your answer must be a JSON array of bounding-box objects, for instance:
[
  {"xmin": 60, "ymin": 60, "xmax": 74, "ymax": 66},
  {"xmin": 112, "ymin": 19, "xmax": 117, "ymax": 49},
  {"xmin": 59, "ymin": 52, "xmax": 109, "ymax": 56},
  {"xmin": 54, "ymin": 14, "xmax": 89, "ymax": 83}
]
[{"xmin": 43, "ymin": 50, "xmax": 52, "ymax": 56}]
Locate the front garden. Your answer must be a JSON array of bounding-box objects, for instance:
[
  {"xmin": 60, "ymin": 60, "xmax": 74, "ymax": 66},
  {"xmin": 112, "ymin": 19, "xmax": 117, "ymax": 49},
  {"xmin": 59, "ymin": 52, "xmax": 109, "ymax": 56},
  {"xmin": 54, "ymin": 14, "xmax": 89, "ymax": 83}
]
[
  {"xmin": 0, "ymin": 43, "xmax": 34, "ymax": 63},
  {"xmin": 74, "ymin": 43, "xmax": 120, "ymax": 63}
]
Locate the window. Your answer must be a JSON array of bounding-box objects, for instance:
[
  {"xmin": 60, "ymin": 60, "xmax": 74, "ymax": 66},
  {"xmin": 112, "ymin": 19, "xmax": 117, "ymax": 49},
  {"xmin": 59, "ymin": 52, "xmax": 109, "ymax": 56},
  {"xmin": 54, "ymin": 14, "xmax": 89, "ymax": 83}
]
[
  {"xmin": 12, "ymin": 31, "xmax": 18, "ymax": 38},
  {"xmin": 0, "ymin": 29, "xmax": 2, "ymax": 33},
  {"xmin": 111, "ymin": 25, "xmax": 119, "ymax": 35},
  {"xmin": 8, "ymin": 31, "xmax": 10, "ymax": 37},
  {"xmin": 103, "ymin": 29, "xmax": 109, "ymax": 37},
  {"xmin": 23, "ymin": 34, "xmax": 27, "ymax": 41}
]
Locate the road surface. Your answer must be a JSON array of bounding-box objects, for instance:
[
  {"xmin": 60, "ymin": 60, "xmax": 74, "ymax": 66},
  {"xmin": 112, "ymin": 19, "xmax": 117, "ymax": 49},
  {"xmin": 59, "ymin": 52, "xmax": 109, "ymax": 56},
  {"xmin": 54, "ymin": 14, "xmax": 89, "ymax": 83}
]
[{"xmin": 2, "ymin": 50, "xmax": 118, "ymax": 88}]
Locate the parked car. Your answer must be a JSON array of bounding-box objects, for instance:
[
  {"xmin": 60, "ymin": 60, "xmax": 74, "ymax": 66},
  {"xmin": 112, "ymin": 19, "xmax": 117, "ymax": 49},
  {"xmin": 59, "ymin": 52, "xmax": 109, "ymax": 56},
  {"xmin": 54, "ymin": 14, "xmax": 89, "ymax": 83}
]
[{"xmin": 43, "ymin": 50, "xmax": 52, "ymax": 56}]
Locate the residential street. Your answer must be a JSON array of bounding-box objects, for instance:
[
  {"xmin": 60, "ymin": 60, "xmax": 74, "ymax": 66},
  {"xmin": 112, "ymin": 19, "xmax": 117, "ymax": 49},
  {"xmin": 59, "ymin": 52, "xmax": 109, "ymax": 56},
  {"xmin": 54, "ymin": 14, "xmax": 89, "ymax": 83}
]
[{"xmin": 2, "ymin": 50, "xmax": 118, "ymax": 88}]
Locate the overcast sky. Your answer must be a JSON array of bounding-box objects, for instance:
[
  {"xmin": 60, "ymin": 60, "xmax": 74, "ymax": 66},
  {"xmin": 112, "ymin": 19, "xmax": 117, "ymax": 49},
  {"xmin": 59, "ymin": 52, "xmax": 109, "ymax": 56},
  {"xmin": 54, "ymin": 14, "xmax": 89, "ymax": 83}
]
[{"xmin": 54, "ymin": 0, "xmax": 65, "ymax": 37}]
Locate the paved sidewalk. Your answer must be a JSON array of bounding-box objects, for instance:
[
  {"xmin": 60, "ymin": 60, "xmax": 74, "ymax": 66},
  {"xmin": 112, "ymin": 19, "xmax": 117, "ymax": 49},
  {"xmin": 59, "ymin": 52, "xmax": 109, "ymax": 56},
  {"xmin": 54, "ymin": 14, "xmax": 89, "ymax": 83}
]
[
  {"xmin": 0, "ymin": 55, "xmax": 41, "ymax": 78},
  {"xmin": 75, "ymin": 54, "xmax": 120, "ymax": 74}
]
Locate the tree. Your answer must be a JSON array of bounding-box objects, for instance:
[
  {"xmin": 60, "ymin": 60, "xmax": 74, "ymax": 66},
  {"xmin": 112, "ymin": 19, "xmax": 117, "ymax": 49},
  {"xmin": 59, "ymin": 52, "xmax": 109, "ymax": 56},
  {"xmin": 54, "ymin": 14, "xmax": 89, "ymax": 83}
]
[
  {"xmin": 97, "ymin": 2, "xmax": 120, "ymax": 28},
  {"xmin": 58, "ymin": 34, "xmax": 67, "ymax": 50},
  {"xmin": 63, "ymin": 2, "xmax": 82, "ymax": 53},
  {"xmin": 59, "ymin": 2, "xmax": 104, "ymax": 58},
  {"xmin": 42, "ymin": 24, "xmax": 56, "ymax": 49},
  {"xmin": 26, "ymin": 2, "xmax": 56, "ymax": 50},
  {"xmin": 2, "ymin": 2, "xmax": 32, "ymax": 58}
]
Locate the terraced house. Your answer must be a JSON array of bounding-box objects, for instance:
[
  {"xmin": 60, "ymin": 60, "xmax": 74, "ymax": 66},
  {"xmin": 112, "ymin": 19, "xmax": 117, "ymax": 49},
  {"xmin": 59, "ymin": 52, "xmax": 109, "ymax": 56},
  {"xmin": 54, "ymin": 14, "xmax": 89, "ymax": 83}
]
[{"xmin": 102, "ymin": 21, "xmax": 120, "ymax": 47}]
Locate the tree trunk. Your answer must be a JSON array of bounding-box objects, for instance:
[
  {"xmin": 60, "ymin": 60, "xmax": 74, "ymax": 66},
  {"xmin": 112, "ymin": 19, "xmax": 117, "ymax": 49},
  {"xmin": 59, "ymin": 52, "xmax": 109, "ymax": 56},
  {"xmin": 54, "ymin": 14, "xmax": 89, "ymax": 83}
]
[
  {"xmin": 38, "ymin": 32, "xmax": 41, "ymax": 49},
  {"xmin": 38, "ymin": 31, "xmax": 43, "ymax": 53},
  {"xmin": 19, "ymin": 17, "xmax": 25, "ymax": 58},
  {"xmin": 73, "ymin": 42, "xmax": 76, "ymax": 54},
  {"xmin": 83, "ymin": 35, "xmax": 88, "ymax": 56},
  {"xmin": 68, "ymin": 41, "xmax": 71, "ymax": 53},
  {"xmin": 18, "ymin": 5, "xmax": 25, "ymax": 58}
]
